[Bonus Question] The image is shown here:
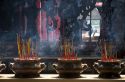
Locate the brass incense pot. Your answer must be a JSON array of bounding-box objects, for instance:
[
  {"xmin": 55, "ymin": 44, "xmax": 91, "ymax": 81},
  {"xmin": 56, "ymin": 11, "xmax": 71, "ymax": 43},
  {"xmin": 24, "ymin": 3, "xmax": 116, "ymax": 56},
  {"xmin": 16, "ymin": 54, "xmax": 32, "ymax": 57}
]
[
  {"xmin": 12, "ymin": 34, "xmax": 46, "ymax": 78},
  {"xmin": 53, "ymin": 40, "xmax": 88, "ymax": 78},
  {"xmin": 53, "ymin": 58, "xmax": 88, "ymax": 78},
  {"xmin": 10, "ymin": 58, "xmax": 46, "ymax": 78},
  {"xmin": 94, "ymin": 39, "xmax": 125, "ymax": 78},
  {"xmin": 93, "ymin": 60, "xmax": 125, "ymax": 78}
]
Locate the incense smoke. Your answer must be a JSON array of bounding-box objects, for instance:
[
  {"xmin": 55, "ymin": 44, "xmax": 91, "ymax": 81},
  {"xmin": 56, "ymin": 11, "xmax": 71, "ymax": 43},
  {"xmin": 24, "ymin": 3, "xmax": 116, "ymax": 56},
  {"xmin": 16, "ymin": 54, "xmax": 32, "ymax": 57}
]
[{"xmin": 0, "ymin": 0, "xmax": 96, "ymax": 58}]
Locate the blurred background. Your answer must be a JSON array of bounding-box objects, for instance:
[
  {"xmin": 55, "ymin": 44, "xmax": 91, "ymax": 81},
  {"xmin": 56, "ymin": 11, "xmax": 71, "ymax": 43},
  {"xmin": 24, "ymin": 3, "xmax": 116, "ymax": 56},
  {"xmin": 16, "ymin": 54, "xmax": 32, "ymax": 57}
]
[{"xmin": 0, "ymin": 0, "xmax": 125, "ymax": 74}]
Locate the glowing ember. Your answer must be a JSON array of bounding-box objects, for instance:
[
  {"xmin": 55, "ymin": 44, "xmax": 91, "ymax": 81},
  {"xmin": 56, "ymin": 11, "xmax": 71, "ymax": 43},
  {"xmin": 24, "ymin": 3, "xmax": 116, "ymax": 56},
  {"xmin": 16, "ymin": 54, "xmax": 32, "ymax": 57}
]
[
  {"xmin": 60, "ymin": 40, "xmax": 77, "ymax": 60},
  {"xmin": 17, "ymin": 34, "xmax": 38, "ymax": 60}
]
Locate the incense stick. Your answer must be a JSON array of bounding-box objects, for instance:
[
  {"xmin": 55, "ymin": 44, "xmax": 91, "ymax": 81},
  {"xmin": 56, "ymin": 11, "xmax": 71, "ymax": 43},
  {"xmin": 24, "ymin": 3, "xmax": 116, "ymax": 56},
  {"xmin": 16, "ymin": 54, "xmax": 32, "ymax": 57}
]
[
  {"xmin": 17, "ymin": 34, "xmax": 38, "ymax": 60},
  {"xmin": 60, "ymin": 39, "xmax": 77, "ymax": 60}
]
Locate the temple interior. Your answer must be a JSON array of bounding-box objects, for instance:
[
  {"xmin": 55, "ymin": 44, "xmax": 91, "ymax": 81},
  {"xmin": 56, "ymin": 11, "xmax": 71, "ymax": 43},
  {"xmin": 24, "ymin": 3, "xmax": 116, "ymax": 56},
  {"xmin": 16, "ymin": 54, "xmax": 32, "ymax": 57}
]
[{"xmin": 0, "ymin": 0, "xmax": 125, "ymax": 81}]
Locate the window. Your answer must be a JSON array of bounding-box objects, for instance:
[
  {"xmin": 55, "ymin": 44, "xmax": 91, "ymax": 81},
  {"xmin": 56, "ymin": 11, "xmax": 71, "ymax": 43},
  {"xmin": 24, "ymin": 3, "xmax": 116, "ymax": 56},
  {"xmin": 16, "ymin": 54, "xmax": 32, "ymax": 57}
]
[{"xmin": 82, "ymin": 8, "xmax": 101, "ymax": 42}]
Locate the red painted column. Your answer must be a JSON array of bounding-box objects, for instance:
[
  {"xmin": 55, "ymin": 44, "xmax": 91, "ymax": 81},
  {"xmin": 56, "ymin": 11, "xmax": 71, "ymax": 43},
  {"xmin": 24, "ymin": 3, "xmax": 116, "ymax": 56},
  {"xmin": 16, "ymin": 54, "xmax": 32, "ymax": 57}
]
[{"xmin": 36, "ymin": 0, "xmax": 47, "ymax": 42}]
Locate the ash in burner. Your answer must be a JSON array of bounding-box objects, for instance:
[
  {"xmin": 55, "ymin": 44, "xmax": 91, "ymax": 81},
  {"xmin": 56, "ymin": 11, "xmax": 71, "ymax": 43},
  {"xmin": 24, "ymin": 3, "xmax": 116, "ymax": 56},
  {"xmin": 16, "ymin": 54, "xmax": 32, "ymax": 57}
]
[{"xmin": 17, "ymin": 33, "xmax": 38, "ymax": 60}]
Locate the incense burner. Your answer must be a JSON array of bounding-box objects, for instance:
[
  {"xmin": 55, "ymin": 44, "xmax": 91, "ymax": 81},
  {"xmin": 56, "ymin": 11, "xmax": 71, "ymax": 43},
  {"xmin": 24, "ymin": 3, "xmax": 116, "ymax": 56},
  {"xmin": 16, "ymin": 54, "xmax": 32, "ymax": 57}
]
[
  {"xmin": 53, "ymin": 58, "xmax": 88, "ymax": 78},
  {"xmin": 10, "ymin": 58, "xmax": 46, "ymax": 78},
  {"xmin": 0, "ymin": 61, "xmax": 6, "ymax": 73},
  {"xmin": 93, "ymin": 60, "xmax": 125, "ymax": 78}
]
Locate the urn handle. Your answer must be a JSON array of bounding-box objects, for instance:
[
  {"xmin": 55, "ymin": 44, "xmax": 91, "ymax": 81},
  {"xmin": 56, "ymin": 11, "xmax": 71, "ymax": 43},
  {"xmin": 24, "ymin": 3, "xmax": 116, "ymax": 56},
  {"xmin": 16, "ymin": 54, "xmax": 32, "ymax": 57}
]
[
  {"xmin": 53, "ymin": 63, "xmax": 58, "ymax": 69},
  {"xmin": 9, "ymin": 63, "xmax": 14, "ymax": 69},
  {"xmin": 0, "ymin": 64, "xmax": 6, "ymax": 72},
  {"xmin": 81, "ymin": 64, "xmax": 88, "ymax": 70},
  {"xmin": 40, "ymin": 63, "xmax": 46, "ymax": 70},
  {"xmin": 93, "ymin": 62, "xmax": 99, "ymax": 69},
  {"xmin": 121, "ymin": 62, "xmax": 125, "ymax": 70}
]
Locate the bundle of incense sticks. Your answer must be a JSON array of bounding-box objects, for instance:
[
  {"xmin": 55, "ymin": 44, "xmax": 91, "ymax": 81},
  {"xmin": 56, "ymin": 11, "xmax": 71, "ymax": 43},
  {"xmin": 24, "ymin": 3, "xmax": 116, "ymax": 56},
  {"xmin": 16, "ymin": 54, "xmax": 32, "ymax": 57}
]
[
  {"xmin": 99, "ymin": 39, "xmax": 117, "ymax": 62},
  {"xmin": 17, "ymin": 34, "xmax": 38, "ymax": 59},
  {"xmin": 60, "ymin": 40, "xmax": 77, "ymax": 60}
]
